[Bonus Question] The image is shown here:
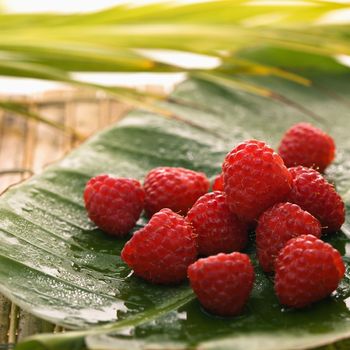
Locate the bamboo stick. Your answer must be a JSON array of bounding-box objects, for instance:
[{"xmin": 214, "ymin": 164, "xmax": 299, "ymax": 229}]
[
  {"xmin": 0, "ymin": 294, "xmax": 11, "ymax": 344},
  {"xmin": 7, "ymin": 304, "xmax": 18, "ymax": 344}
]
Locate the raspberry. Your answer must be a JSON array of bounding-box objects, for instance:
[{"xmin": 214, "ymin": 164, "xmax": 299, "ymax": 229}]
[
  {"xmin": 84, "ymin": 175, "xmax": 144, "ymax": 237},
  {"xmin": 256, "ymin": 202, "xmax": 321, "ymax": 272},
  {"xmin": 121, "ymin": 208, "xmax": 197, "ymax": 284},
  {"xmin": 188, "ymin": 253, "xmax": 254, "ymax": 316},
  {"xmin": 212, "ymin": 173, "xmax": 224, "ymax": 191},
  {"xmin": 187, "ymin": 191, "xmax": 248, "ymax": 256},
  {"xmin": 222, "ymin": 140, "xmax": 292, "ymax": 222},
  {"xmin": 275, "ymin": 235, "xmax": 345, "ymax": 308},
  {"xmin": 288, "ymin": 166, "xmax": 345, "ymax": 233},
  {"xmin": 144, "ymin": 167, "xmax": 209, "ymax": 217},
  {"xmin": 278, "ymin": 123, "xmax": 335, "ymax": 172}
]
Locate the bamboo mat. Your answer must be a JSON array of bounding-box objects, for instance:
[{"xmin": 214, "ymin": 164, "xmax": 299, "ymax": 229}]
[{"xmin": 0, "ymin": 87, "xmax": 163, "ymax": 347}]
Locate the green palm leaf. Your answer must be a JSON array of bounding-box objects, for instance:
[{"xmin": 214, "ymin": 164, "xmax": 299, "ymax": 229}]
[{"xmin": 0, "ymin": 0, "xmax": 349, "ymax": 130}]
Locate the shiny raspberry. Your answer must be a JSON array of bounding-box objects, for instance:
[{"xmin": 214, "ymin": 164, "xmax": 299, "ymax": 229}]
[
  {"xmin": 256, "ymin": 202, "xmax": 321, "ymax": 272},
  {"xmin": 187, "ymin": 191, "xmax": 248, "ymax": 256},
  {"xmin": 222, "ymin": 140, "xmax": 292, "ymax": 223},
  {"xmin": 279, "ymin": 123, "xmax": 335, "ymax": 172},
  {"xmin": 144, "ymin": 167, "xmax": 209, "ymax": 217},
  {"xmin": 121, "ymin": 208, "xmax": 197, "ymax": 284},
  {"xmin": 288, "ymin": 166, "xmax": 345, "ymax": 233},
  {"xmin": 275, "ymin": 235, "xmax": 345, "ymax": 308},
  {"xmin": 188, "ymin": 253, "xmax": 254, "ymax": 316},
  {"xmin": 84, "ymin": 175, "xmax": 144, "ymax": 237},
  {"xmin": 212, "ymin": 173, "xmax": 224, "ymax": 191}
]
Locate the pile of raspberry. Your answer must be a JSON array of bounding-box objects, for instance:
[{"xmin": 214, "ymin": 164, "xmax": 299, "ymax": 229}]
[{"xmin": 84, "ymin": 122, "xmax": 346, "ymax": 316}]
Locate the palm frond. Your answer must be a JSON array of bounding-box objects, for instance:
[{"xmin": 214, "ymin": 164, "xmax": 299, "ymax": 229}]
[{"xmin": 0, "ymin": 0, "xmax": 349, "ymax": 130}]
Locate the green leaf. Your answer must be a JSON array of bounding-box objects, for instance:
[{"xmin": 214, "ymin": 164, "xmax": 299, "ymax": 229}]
[
  {"xmin": 0, "ymin": 0, "xmax": 350, "ymax": 81},
  {"xmin": 1, "ymin": 47, "xmax": 350, "ymax": 350},
  {"xmin": 1, "ymin": 0, "xmax": 350, "ymax": 134}
]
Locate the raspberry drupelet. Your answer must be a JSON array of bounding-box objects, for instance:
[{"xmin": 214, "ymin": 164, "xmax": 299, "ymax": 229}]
[{"xmin": 212, "ymin": 173, "xmax": 224, "ymax": 191}]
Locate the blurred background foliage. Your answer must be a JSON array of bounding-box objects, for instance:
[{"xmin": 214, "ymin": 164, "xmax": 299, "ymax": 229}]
[{"xmin": 0, "ymin": 0, "xmax": 349, "ymax": 135}]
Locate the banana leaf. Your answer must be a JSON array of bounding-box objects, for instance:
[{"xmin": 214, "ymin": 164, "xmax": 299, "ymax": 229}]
[{"xmin": 0, "ymin": 47, "xmax": 350, "ymax": 350}]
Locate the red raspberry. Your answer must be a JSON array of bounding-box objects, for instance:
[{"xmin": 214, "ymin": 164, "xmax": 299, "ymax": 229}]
[
  {"xmin": 84, "ymin": 175, "xmax": 144, "ymax": 237},
  {"xmin": 121, "ymin": 208, "xmax": 197, "ymax": 284},
  {"xmin": 212, "ymin": 173, "xmax": 224, "ymax": 191},
  {"xmin": 256, "ymin": 202, "xmax": 321, "ymax": 272},
  {"xmin": 275, "ymin": 235, "xmax": 345, "ymax": 308},
  {"xmin": 278, "ymin": 123, "xmax": 335, "ymax": 172},
  {"xmin": 222, "ymin": 140, "xmax": 292, "ymax": 222},
  {"xmin": 144, "ymin": 167, "xmax": 209, "ymax": 217},
  {"xmin": 187, "ymin": 191, "xmax": 248, "ymax": 256},
  {"xmin": 288, "ymin": 166, "xmax": 345, "ymax": 233},
  {"xmin": 188, "ymin": 253, "xmax": 254, "ymax": 316}
]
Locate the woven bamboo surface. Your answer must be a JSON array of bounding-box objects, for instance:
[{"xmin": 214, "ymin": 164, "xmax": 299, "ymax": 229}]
[{"xmin": 0, "ymin": 87, "xmax": 164, "ymax": 348}]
